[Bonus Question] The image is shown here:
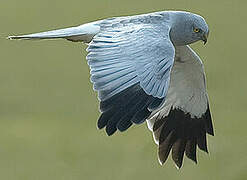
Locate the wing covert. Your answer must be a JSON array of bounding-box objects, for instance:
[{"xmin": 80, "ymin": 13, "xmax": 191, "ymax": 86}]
[{"xmin": 87, "ymin": 17, "xmax": 175, "ymax": 101}]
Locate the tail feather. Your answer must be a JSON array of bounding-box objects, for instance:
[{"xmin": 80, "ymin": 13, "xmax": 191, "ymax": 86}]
[{"xmin": 8, "ymin": 22, "xmax": 100, "ymax": 43}]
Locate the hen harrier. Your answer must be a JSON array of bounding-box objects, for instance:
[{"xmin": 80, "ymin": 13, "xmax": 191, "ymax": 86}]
[{"xmin": 8, "ymin": 10, "xmax": 214, "ymax": 168}]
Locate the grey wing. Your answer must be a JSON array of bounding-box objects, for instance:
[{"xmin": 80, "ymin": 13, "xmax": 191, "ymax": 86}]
[
  {"xmin": 147, "ymin": 45, "xmax": 214, "ymax": 168},
  {"xmin": 86, "ymin": 17, "xmax": 175, "ymax": 135}
]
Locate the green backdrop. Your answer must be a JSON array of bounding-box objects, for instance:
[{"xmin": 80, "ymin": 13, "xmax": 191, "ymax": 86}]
[{"xmin": 1, "ymin": 0, "xmax": 246, "ymax": 179}]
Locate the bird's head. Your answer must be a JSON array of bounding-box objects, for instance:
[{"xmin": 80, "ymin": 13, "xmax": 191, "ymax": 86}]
[
  {"xmin": 169, "ymin": 11, "xmax": 209, "ymax": 46},
  {"xmin": 191, "ymin": 14, "xmax": 209, "ymax": 44}
]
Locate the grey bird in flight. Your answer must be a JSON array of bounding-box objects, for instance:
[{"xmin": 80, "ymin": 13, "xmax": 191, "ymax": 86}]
[{"xmin": 8, "ymin": 10, "xmax": 214, "ymax": 168}]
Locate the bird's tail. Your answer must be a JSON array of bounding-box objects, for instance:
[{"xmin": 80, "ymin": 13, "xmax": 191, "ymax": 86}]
[{"xmin": 8, "ymin": 22, "xmax": 100, "ymax": 43}]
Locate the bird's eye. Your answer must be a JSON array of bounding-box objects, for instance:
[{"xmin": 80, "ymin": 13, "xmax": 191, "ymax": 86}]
[{"xmin": 194, "ymin": 28, "xmax": 200, "ymax": 33}]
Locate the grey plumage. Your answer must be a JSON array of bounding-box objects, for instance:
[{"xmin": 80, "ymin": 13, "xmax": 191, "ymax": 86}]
[{"xmin": 8, "ymin": 10, "xmax": 214, "ymax": 168}]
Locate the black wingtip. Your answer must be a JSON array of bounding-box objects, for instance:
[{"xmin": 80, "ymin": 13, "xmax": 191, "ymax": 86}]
[
  {"xmin": 117, "ymin": 119, "xmax": 132, "ymax": 132},
  {"xmin": 197, "ymin": 133, "xmax": 208, "ymax": 153},
  {"xmin": 97, "ymin": 111, "xmax": 113, "ymax": 129},
  {"xmin": 97, "ymin": 83, "xmax": 164, "ymax": 136},
  {"xmin": 185, "ymin": 139, "xmax": 197, "ymax": 163},
  {"xmin": 154, "ymin": 107, "xmax": 214, "ymax": 167},
  {"xmin": 205, "ymin": 108, "xmax": 214, "ymax": 136},
  {"xmin": 158, "ymin": 131, "xmax": 176, "ymax": 165},
  {"xmin": 172, "ymin": 139, "xmax": 186, "ymax": 169},
  {"xmin": 106, "ymin": 127, "xmax": 116, "ymax": 136}
]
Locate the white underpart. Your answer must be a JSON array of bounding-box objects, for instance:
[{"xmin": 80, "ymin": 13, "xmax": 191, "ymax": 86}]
[{"xmin": 147, "ymin": 45, "xmax": 209, "ymax": 142}]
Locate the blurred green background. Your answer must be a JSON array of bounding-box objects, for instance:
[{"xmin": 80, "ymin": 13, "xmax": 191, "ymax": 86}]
[{"xmin": 0, "ymin": 0, "xmax": 246, "ymax": 179}]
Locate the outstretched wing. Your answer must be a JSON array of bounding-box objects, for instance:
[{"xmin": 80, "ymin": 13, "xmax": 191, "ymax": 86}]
[
  {"xmin": 86, "ymin": 16, "xmax": 175, "ymax": 135},
  {"xmin": 147, "ymin": 45, "xmax": 214, "ymax": 168}
]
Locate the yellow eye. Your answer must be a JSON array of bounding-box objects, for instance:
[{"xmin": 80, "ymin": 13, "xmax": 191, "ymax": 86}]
[{"xmin": 194, "ymin": 28, "xmax": 200, "ymax": 33}]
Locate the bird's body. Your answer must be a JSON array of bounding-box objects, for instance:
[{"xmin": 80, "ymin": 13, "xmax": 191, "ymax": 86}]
[{"xmin": 8, "ymin": 10, "xmax": 214, "ymax": 168}]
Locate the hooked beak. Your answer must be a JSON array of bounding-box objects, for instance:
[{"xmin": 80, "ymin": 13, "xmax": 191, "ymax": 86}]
[{"xmin": 202, "ymin": 32, "xmax": 209, "ymax": 45}]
